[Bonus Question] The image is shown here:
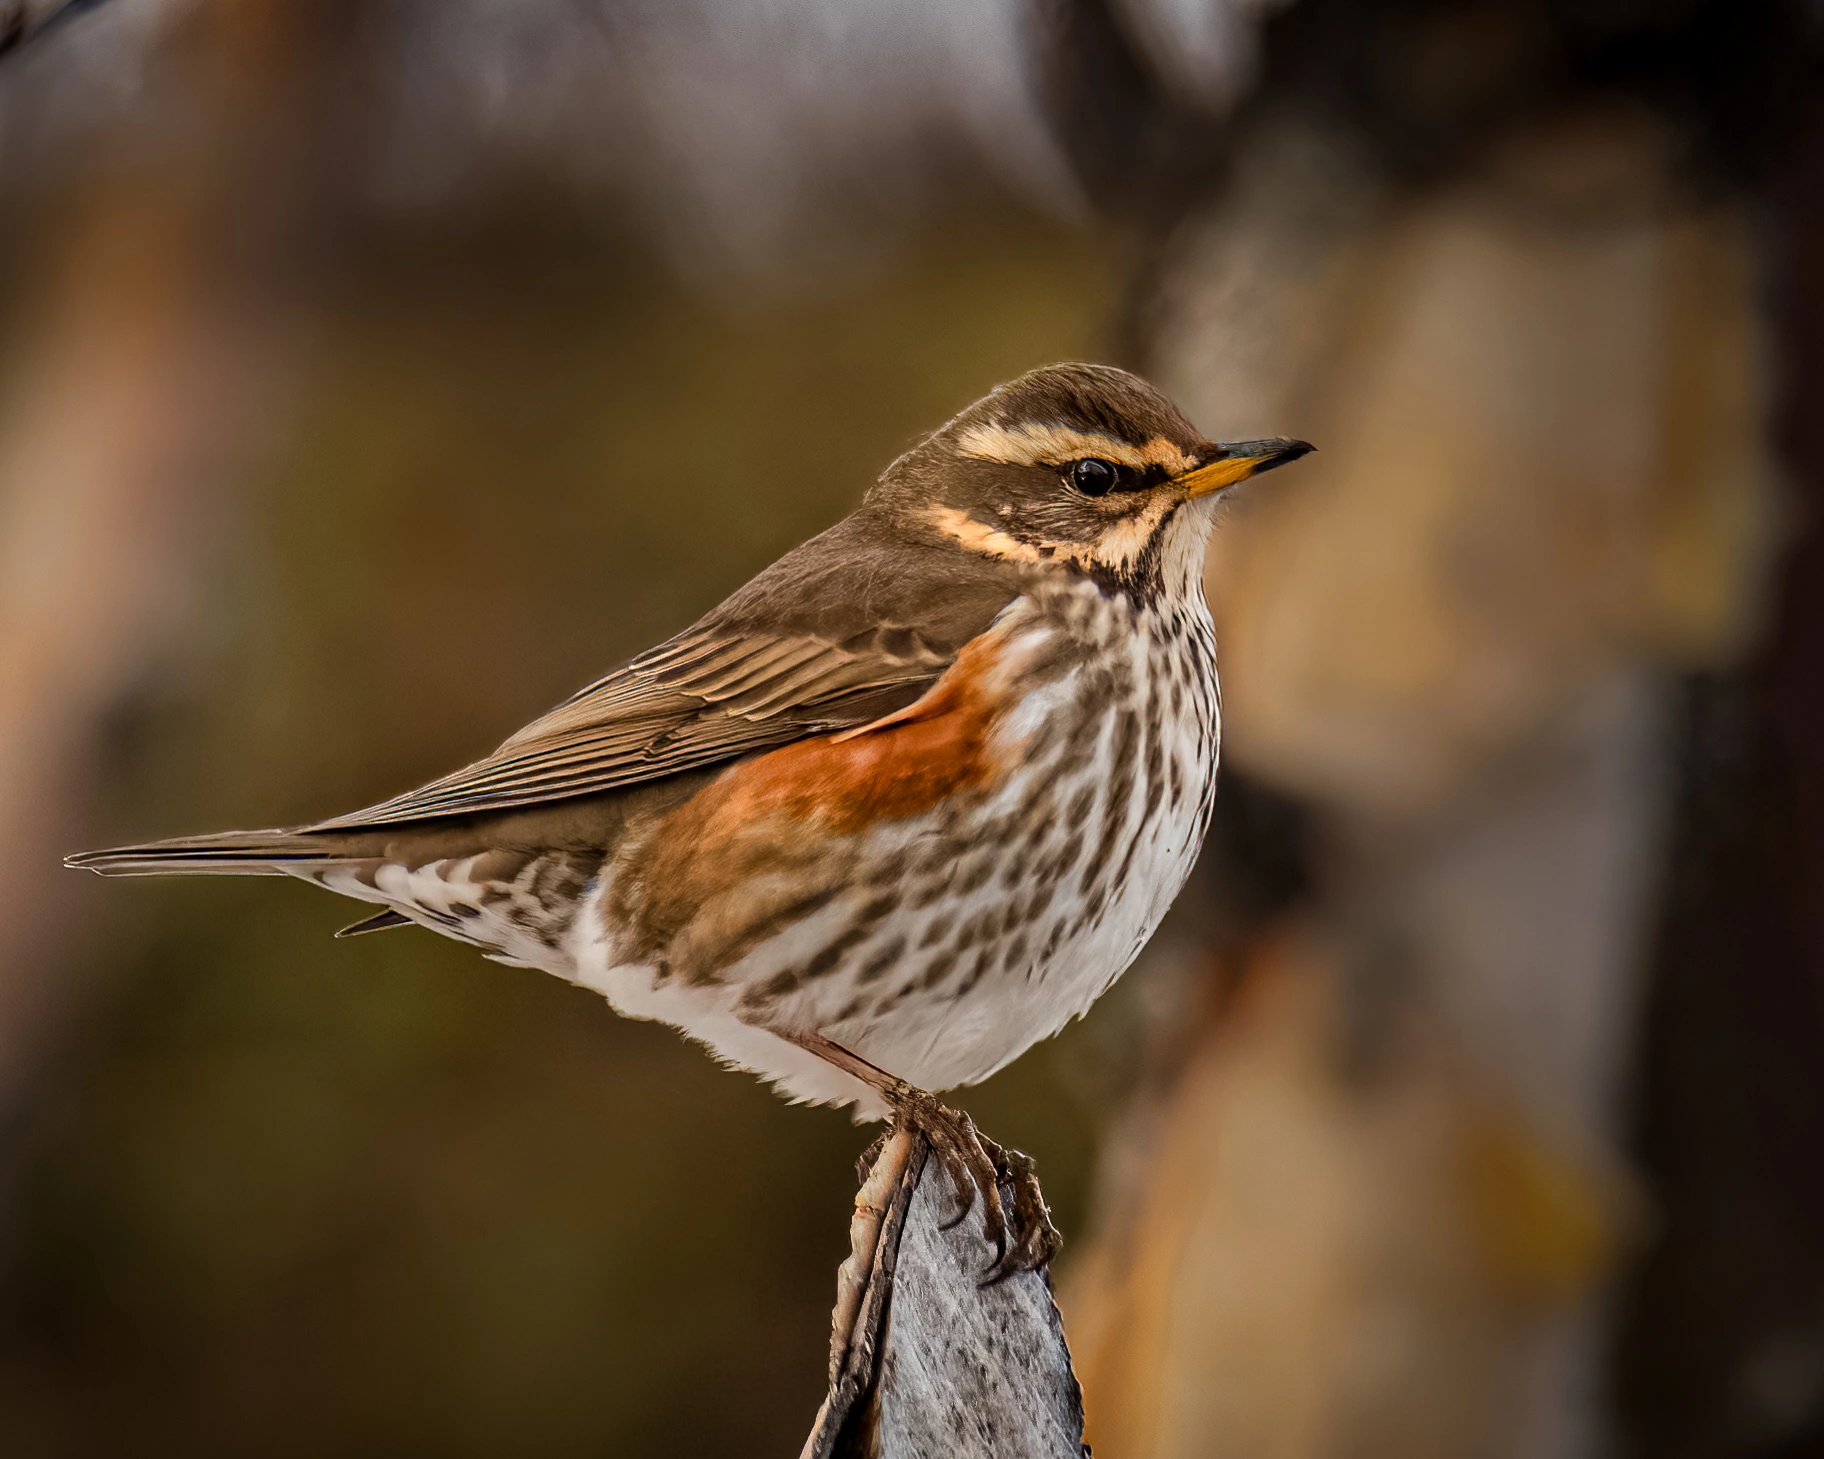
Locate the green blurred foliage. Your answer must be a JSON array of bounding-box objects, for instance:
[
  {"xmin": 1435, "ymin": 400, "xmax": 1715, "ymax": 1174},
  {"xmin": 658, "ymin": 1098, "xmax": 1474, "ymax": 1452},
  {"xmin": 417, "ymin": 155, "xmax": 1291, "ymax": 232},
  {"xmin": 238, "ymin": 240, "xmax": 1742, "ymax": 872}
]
[{"xmin": 0, "ymin": 196, "xmax": 1127, "ymax": 1456}]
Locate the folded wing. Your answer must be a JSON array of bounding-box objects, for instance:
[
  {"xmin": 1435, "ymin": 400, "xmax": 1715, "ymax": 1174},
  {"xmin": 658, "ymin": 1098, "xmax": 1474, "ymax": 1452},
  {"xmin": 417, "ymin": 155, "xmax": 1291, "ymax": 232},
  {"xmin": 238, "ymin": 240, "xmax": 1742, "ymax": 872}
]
[
  {"xmin": 313, "ymin": 518, "xmax": 1024, "ymax": 830},
  {"xmin": 312, "ymin": 622, "xmax": 955, "ymax": 828}
]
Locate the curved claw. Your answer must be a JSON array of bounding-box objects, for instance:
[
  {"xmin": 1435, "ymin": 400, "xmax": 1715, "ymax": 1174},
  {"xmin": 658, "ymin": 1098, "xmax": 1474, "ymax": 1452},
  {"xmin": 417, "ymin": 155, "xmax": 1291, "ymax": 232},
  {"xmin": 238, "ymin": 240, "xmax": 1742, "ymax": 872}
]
[
  {"xmin": 978, "ymin": 1145, "xmax": 1062, "ymax": 1286},
  {"xmin": 895, "ymin": 1096, "xmax": 1007, "ymax": 1256},
  {"xmin": 936, "ymin": 1193, "xmax": 977, "ymax": 1234},
  {"xmin": 879, "ymin": 1087, "xmax": 1056, "ymax": 1281}
]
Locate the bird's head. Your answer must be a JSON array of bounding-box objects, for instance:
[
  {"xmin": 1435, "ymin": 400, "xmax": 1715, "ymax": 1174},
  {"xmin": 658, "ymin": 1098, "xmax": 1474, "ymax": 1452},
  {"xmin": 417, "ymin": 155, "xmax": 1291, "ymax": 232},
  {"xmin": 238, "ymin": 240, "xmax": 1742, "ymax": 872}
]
[{"xmin": 873, "ymin": 362, "xmax": 1310, "ymax": 599}]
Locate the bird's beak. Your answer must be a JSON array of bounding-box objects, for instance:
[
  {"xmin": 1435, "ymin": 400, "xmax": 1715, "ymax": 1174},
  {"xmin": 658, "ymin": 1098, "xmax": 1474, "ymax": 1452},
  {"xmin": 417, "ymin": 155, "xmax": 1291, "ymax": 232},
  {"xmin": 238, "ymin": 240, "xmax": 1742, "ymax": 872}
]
[{"xmin": 1172, "ymin": 438, "xmax": 1314, "ymax": 497}]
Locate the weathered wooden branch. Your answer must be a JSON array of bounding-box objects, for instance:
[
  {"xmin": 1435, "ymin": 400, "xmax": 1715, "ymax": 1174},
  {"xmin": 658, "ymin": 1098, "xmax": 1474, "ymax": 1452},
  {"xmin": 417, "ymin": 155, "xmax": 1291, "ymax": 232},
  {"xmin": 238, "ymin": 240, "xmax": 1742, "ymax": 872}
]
[{"xmin": 802, "ymin": 1129, "xmax": 1088, "ymax": 1459}]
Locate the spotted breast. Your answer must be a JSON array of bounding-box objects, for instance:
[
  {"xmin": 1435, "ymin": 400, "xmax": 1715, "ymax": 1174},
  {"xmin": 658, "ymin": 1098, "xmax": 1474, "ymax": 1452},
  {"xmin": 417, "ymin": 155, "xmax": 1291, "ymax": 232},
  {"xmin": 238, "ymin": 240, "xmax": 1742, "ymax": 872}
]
[{"xmin": 571, "ymin": 569, "xmax": 1220, "ymax": 1118}]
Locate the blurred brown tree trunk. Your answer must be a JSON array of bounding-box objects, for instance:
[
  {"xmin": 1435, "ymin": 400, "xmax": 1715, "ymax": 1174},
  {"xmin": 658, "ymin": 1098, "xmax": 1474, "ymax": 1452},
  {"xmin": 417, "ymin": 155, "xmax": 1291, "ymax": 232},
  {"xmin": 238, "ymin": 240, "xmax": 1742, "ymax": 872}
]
[
  {"xmin": 0, "ymin": 0, "xmax": 355, "ymax": 1106},
  {"xmin": 1038, "ymin": 4, "xmax": 1817, "ymax": 1457},
  {"xmin": 1067, "ymin": 108, "xmax": 1768, "ymax": 1459}
]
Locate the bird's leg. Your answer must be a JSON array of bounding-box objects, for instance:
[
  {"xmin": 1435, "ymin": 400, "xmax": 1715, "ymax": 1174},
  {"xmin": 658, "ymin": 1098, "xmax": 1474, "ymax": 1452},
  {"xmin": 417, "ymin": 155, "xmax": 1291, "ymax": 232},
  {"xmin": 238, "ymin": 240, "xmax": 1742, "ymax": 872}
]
[
  {"xmin": 782, "ymin": 1030, "xmax": 1059, "ymax": 1275},
  {"xmin": 784, "ymin": 1031, "xmax": 1005, "ymax": 1254}
]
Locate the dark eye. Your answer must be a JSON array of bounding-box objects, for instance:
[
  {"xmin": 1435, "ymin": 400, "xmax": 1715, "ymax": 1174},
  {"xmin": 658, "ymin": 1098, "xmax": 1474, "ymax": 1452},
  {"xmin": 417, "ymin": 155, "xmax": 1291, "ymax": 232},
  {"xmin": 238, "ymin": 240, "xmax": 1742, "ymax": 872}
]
[{"xmin": 1067, "ymin": 458, "xmax": 1119, "ymax": 496}]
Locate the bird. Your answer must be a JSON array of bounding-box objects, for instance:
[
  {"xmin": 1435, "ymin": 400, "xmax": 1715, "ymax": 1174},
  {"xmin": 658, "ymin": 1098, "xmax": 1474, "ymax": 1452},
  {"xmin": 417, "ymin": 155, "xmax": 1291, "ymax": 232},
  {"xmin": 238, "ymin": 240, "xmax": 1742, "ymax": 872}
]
[{"xmin": 69, "ymin": 362, "xmax": 1310, "ymax": 1273}]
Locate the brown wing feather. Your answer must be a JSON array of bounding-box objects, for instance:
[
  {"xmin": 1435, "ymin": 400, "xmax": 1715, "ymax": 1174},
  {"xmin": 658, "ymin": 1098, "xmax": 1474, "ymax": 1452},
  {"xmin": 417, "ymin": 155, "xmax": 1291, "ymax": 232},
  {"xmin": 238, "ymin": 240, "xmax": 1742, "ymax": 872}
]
[{"xmin": 312, "ymin": 511, "xmax": 1025, "ymax": 831}]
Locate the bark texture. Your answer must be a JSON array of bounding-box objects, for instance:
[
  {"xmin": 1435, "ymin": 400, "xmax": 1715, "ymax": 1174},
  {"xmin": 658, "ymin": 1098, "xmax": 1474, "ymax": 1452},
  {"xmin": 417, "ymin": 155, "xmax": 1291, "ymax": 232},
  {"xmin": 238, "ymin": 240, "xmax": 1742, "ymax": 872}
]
[{"xmin": 805, "ymin": 1133, "xmax": 1087, "ymax": 1459}]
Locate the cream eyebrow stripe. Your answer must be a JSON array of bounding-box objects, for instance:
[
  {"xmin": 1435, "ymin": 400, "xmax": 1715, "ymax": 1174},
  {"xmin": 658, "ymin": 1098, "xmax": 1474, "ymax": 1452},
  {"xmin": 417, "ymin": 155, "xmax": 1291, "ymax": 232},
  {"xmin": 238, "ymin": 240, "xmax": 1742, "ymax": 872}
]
[{"xmin": 955, "ymin": 422, "xmax": 1195, "ymax": 475}]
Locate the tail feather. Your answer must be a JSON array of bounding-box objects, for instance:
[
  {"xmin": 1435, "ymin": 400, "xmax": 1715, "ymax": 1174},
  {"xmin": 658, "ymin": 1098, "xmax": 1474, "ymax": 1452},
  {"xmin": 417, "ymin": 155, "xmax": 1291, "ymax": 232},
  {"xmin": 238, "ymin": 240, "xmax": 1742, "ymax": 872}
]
[{"xmin": 65, "ymin": 828, "xmax": 343, "ymax": 878}]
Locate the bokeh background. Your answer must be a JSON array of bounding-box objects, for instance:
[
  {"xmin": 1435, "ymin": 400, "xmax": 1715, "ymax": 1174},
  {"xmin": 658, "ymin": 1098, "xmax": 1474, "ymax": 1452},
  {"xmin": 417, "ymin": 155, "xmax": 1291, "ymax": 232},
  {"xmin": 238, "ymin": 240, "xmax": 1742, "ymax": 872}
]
[{"xmin": 0, "ymin": 2, "xmax": 1820, "ymax": 1457}]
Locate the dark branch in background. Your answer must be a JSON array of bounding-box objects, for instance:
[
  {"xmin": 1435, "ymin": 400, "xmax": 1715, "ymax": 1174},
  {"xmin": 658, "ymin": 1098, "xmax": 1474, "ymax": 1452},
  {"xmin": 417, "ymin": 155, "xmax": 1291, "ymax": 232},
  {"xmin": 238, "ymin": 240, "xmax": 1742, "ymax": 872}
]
[
  {"xmin": 1613, "ymin": 92, "xmax": 1824, "ymax": 1459},
  {"xmin": 1028, "ymin": 0, "xmax": 1237, "ymax": 367},
  {"xmin": 0, "ymin": 0, "xmax": 117, "ymax": 60},
  {"xmin": 1030, "ymin": 0, "xmax": 1225, "ymax": 227}
]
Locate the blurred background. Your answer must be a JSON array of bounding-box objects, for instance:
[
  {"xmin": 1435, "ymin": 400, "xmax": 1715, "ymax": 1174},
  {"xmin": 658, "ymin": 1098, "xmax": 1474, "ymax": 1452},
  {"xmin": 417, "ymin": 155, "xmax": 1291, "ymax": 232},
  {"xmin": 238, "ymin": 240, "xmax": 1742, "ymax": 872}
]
[{"xmin": 0, "ymin": 1, "xmax": 1819, "ymax": 1456}]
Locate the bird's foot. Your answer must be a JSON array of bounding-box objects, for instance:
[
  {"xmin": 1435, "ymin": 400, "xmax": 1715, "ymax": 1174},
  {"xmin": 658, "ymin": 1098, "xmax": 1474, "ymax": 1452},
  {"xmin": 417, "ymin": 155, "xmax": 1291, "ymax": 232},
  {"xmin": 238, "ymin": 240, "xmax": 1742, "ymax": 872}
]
[
  {"xmin": 986, "ymin": 1142, "xmax": 1062, "ymax": 1280},
  {"xmin": 782, "ymin": 1029, "xmax": 1059, "ymax": 1277},
  {"xmin": 876, "ymin": 1084, "xmax": 1061, "ymax": 1282}
]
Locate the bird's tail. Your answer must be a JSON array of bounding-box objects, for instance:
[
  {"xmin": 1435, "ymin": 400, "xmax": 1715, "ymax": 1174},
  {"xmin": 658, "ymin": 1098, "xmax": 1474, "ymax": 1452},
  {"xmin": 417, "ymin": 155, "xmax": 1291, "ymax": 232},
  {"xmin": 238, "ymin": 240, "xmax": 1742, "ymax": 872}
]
[{"xmin": 65, "ymin": 827, "xmax": 344, "ymax": 878}]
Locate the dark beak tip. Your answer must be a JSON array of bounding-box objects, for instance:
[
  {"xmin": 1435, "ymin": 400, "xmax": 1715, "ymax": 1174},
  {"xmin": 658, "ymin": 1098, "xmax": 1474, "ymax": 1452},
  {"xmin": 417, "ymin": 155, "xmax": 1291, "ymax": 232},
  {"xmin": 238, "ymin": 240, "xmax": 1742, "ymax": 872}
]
[{"xmin": 1201, "ymin": 436, "xmax": 1316, "ymax": 475}]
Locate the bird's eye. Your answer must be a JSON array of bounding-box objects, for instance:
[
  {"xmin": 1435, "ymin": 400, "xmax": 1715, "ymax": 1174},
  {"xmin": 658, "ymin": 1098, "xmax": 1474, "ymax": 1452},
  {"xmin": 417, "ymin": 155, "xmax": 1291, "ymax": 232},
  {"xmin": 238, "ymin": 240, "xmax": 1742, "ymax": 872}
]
[{"xmin": 1068, "ymin": 458, "xmax": 1119, "ymax": 496}]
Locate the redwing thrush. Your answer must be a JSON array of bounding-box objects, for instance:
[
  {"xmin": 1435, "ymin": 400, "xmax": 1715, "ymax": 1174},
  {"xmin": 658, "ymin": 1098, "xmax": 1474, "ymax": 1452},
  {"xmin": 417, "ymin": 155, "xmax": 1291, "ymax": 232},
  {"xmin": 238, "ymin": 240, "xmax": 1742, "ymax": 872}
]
[{"xmin": 70, "ymin": 363, "xmax": 1309, "ymax": 1272}]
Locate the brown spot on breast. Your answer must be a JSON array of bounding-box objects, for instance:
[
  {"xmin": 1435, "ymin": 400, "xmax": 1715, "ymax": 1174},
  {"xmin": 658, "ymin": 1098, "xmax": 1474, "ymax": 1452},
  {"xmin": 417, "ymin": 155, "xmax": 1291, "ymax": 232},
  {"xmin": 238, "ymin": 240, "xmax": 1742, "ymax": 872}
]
[
  {"xmin": 618, "ymin": 630, "xmax": 1013, "ymax": 975},
  {"xmin": 671, "ymin": 628, "xmax": 1007, "ymax": 842}
]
